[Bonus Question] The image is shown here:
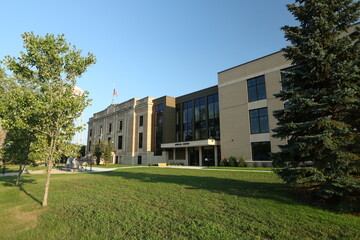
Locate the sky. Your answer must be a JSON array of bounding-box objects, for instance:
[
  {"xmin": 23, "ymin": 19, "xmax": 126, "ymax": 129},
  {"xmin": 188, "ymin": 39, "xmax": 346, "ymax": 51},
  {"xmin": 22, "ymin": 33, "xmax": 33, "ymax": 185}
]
[{"xmin": 0, "ymin": 0, "xmax": 297, "ymax": 144}]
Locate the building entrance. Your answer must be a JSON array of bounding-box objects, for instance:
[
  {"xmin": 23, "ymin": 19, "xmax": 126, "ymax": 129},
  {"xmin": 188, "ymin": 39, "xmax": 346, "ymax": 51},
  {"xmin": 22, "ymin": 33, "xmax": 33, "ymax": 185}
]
[
  {"xmin": 202, "ymin": 146, "xmax": 215, "ymax": 166},
  {"xmin": 188, "ymin": 147, "xmax": 200, "ymax": 166}
]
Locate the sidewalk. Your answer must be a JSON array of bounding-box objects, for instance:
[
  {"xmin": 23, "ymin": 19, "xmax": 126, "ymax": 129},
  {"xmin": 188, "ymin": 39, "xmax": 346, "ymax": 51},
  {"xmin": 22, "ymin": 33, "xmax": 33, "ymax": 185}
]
[{"xmin": 0, "ymin": 165, "xmax": 272, "ymax": 177}]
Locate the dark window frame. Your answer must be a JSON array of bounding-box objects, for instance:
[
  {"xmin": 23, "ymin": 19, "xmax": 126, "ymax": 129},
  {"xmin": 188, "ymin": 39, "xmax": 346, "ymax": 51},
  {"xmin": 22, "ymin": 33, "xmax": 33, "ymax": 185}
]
[
  {"xmin": 251, "ymin": 141, "xmax": 271, "ymax": 160},
  {"xmin": 249, "ymin": 107, "xmax": 269, "ymax": 134},
  {"xmin": 247, "ymin": 75, "xmax": 266, "ymax": 102},
  {"xmin": 139, "ymin": 116, "xmax": 143, "ymax": 127},
  {"xmin": 138, "ymin": 132, "xmax": 143, "ymax": 149}
]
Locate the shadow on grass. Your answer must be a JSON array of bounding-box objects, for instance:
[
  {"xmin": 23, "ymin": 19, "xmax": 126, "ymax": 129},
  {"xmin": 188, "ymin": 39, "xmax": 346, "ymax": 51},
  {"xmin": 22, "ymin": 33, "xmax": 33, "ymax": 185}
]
[
  {"xmin": 0, "ymin": 175, "xmax": 42, "ymax": 205},
  {"xmin": 94, "ymin": 170, "xmax": 296, "ymax": 205}
]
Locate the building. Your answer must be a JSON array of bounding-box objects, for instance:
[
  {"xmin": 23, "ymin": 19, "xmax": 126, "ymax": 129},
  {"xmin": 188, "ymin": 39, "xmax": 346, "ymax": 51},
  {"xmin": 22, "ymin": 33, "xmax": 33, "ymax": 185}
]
[
  {"xmin": 218, "ymin": 51, "xmax": 290, "ymax": 166},
  {"xmin": 87, "ymin": 20, "xmax": 357, "ymax": 166},
  {"xmin": 86, "ymin": 53, "xmax": 289, "ymax": 166}
]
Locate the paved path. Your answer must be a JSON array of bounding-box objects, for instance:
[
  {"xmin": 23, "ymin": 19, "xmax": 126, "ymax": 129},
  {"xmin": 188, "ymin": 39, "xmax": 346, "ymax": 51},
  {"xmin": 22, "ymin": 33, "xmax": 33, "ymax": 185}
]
[{"xmin": 0, "ymin": 165, "xmax": 271, "ymax": 177}]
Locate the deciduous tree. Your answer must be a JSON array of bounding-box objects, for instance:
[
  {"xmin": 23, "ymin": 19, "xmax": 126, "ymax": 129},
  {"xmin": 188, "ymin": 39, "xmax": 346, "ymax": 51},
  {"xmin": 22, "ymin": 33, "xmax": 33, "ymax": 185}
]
[{"xmin": 1, "ymin": 32, "xmax": 96, "ymax": 206}]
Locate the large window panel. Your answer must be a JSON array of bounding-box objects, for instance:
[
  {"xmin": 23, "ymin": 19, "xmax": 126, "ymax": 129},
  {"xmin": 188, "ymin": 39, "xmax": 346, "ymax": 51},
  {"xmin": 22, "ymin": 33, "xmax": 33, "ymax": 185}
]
[
  {"xmin": 251, "ymin": 142, "xmax": 271, "ymax": 160},
  {"xmin": 249, "ymin": 107, "xmax": 269, "ymax": 134},
  {"xmin": 247, "ymin": 75, "xmax": 266, "ymax": 102}
]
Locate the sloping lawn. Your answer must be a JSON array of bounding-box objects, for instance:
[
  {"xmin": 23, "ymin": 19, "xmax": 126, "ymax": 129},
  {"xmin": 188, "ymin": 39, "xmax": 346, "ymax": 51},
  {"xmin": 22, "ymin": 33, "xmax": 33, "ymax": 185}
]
[{"xmin": 0, "ymin": 168, "xmax": 359, "ymax": 239}]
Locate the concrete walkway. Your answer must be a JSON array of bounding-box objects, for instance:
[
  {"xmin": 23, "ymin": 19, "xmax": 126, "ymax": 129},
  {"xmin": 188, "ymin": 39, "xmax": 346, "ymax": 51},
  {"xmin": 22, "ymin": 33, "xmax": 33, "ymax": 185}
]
[{"xmin": 0, "ymin": 165, "xmax": 272, "ymax": 177}]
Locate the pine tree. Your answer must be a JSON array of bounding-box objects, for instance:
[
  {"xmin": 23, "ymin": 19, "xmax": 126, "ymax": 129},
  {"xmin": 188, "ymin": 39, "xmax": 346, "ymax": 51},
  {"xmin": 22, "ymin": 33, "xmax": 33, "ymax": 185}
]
[{"xmin": 272, "ymin": 0, "xmax": 360, "ymax": 207}]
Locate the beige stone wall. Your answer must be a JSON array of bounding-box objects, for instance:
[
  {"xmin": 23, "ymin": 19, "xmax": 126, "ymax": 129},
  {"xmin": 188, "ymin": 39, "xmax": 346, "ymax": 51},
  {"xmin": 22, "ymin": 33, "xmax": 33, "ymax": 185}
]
[
  {"xmin": 86, "ymin": 97, "xmax": 162, "ymax": 165},
  {"xmin": 218, "ymin": 51, "xmax": 292, "ymax": 161}
]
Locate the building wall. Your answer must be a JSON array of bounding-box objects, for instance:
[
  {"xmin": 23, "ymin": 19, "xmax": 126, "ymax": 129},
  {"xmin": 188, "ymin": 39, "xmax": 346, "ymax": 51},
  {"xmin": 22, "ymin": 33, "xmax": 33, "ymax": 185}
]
[
  {"xmin": 87, "ymin": 97, "xmax": 164, "ymax": 165},
  {"xmin": 218, "ymin": 51, "xmax": 292, "ymax": 162}
]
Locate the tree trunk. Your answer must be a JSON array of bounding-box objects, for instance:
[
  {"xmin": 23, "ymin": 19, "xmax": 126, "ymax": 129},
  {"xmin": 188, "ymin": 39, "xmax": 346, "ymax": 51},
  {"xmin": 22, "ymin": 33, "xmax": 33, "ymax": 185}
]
[
  {"xmin": 42, "ymin": 136, "xmax": 56, "ymax": 207},
  {"xmin": 15, "ymin": 163, "xmax": 26, "ymax": 186}
]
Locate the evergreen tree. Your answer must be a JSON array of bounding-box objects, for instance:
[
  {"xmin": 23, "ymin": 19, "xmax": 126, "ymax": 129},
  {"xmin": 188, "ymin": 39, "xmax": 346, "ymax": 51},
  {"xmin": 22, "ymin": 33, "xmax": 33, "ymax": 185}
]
[{"xmin": 272, "ymin": 0, "xmax": 360, "ymax": 207}]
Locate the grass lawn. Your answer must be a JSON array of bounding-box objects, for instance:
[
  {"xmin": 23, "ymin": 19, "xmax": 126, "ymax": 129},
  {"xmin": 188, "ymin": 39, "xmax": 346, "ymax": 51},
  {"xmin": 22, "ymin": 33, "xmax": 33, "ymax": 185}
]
[
  {"xmin": 208, "ymin": 166, "xmax": 276, "ymax": 171},
  {"xmin": 90, "ymin": 164, "xmax": 135, "ymax": 168},
  {"xmin": 0, "ymin": 168, "xmax": 359, "ymax": 239}
]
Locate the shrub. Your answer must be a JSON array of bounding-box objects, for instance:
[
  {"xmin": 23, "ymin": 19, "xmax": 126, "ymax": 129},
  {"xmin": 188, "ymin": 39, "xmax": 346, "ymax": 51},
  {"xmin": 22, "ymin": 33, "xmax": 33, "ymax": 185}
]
[
  {"xmin": 229, "ymin": 156, "xmax": 238, "ymax": 167},
  {"xmin": 220, "ymin": 157, "xmax": 228, "ymax": 167},
  {"xmin": 238, "ymin": 156, "xmax": 247, "ymax": 167}
]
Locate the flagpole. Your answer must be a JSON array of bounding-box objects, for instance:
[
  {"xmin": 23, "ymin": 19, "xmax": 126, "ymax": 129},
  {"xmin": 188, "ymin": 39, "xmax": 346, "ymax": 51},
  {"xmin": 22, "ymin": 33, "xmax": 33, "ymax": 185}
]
[{"xmin": 112, "ymin": 83, "xmax": 115, "ymax": 104}]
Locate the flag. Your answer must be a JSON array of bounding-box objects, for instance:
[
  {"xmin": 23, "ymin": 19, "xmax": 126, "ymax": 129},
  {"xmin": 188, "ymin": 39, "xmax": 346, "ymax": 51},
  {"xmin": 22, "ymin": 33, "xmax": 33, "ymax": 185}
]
[{"xmin": 113, "ymin": 89, "xmax": 118, "ymax": 97}]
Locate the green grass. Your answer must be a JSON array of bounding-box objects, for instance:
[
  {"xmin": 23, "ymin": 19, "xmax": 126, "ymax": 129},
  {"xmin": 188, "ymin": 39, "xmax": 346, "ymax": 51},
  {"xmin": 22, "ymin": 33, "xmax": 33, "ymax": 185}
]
[
  {"xmin": 91, "ymin": 164, "xmax": 135, "ymax": 168},
  {"xmin": 1, "ymin": 166, "xmax": 52, "ymax": 173},
  {"xmin": 208, "ymin": 166, "xmax": 277, "ymax": 171},
  {"xmin": 0, "ymin": 168, "xmax": 359, "ymax": 239}
]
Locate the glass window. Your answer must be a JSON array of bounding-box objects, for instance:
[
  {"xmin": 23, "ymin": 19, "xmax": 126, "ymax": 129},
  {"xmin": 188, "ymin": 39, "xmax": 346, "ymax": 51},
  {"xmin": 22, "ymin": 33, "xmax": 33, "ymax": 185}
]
[
  {"xmin": 155, "ymin": 104, "xmax": 164, "ymax": 155},
  {"xmin": 247, "ymin": 75, "xmax": 266, "ymax": 102},
  {"xmin": 138, "ymin": 132, "xmax": 143, "ymax": 149},
  {"xmin": 118, "ymin": 136, "xmax": 123, "ymax": 150},
  {"xmin": 183, "ymin": 101, "xmax": 193, "ymax": 141},
  {"xmin": 251, "ymin": 142, "xmax": 271, "ymax": 160},
  {"xmin": 89, "ymin": 129, "xmax": 92, "ymax": 137},
  {"xmin": 99, "ymin": 126, "xmax": 103, "ymax": 135},
  {"xmin": 208, "ymin": 94, "xmax": 220, "ymax": 140},
  {"xmin": 139, "ymin": 116, "xmax": 143, "ymax": 127},
  {"xmin": 108, "ymin": 123, "xmax": 112, "ymax": 133},
  {"xmin": 249, "ymin": 107, "xmax": 269, "ymax": 134},
  {"xmin": 119, "ymin": 120, "xmax": 123, "ymax": 131}
]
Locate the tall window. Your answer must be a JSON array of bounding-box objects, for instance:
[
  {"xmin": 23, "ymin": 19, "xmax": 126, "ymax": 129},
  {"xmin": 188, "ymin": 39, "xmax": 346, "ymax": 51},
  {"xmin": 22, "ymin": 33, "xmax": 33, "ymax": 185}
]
[
  {"xmin": 89, "ymin": 129, "xmax": 92, "ymax": 137},
  {"xmin": 247, "ymin": 75, "xmax": 266, "ymax": 102},
  {"xmin": 88, "ymin": 141, "xmax": 91, "ymax": 151},
  {"xmin": 208, "ymin": 94, "xmax": 220, "ymax": 140},
  {"xmin": 155, "ymin": 104, "xmax": 164, "ymax": 155},
  {"xmin": 176, "ymin": 104, "xmax": 181, "ymax": 142},
  {"xmin": 99, "ymin": 126, "xmax": 103, "ymax": 135},
  {"xmin": 249, "ymin": 108, "xmax": 269, "ymax": 134},
  {"xmin": 138, "ymin": 132, "xmax": 143, "ymax": 149},
  {"xmin": 139, "ymin": 116, "xmax": 143, "ymax": 127},
  {"xmin": 118, "ymin": 136, "xmax": 123, "ymax": 150},
  {"xmin": 183, "ymin": 101, "xmax": 193, "ymax": 141},
  {"xmin": 251, "ymin": 142, "xmax": 271, "ymax": 160},
  {"xmin": 108, "ymin": 123, "xmax": 112, "ymax": 133},
  {"xmin": 194, "ymin": 97, "xmax": 206, "ymax": 140},
  {"xmin": 119, "ymin": 120, "xmax": 123, "ymax": 131}
]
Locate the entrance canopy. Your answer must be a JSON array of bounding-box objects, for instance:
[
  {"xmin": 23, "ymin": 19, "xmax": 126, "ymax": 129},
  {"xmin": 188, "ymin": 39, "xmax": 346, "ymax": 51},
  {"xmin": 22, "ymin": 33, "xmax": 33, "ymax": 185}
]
[{"xmin": 161, "ymin": 139, "xmax": 220, "ymax": 149}]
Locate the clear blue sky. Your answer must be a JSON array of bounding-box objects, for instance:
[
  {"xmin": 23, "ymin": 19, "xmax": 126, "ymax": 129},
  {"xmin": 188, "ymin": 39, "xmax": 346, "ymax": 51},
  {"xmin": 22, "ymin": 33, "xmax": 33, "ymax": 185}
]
[{"xmin": 0, "ymin": 0, "xmax": 297, "ymax": 144}]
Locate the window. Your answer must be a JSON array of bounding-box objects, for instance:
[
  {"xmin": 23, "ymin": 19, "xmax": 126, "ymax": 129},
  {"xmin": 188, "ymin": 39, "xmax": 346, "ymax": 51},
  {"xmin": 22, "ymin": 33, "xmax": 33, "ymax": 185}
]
[
  {"xmin": 137, "ymin": 155, "xmax": 142, "ymax": 165},
  {"xmin": 249, "ymin": 108, "xmax": 269, "ymax": 134},
  {"xmin": 99, "ymin": 126, "xmax": 103, "ymax": 135},
  {"xmin": 138, "ymin": 132, "xmax": 143, "ymax": 149},
  {"xmin": 194, "ymin": 97, "xmax": 206, "ymax": 140},
  {"xmin": 208, "ymin": 94, "xmax": 220, "ymax": 140},
  {"xmin": 183, "ymin": 101, "xmax": 193, "ymax": 141},
  {"xmin": 139, "ymin": 116, "xmax": 143, "ymax": 127},
  {"xmin": 118, "ymin": 136, "xmax": 123, "ymax": 150},
  {"xmin": 88, "ymin": 141, "xmax": 91, "ymax": 151},
  {"xmin": 168, "ymin": 149, "xmax": 174, "ymax": 160},
  {"xmin": 155, "ymin": 104, "xmax": 164, "ymax": 155},
  {"xmin": 89, "ymin": 129, "xmax": 92, "ymax": 137},
  {"xmin": 247, "ymin": 75, "xmax": 266, "ymax": 102},
  {"xmin": 119, "ymin": 120, "xmax": 123, "ymax": 131},
  {"xmin": 108, "ymin": 123, "xmax": 112, "ymax": 133},
  {"xmin": 251, "ymin": 142, "xmax": 271, "ymax": 160}
]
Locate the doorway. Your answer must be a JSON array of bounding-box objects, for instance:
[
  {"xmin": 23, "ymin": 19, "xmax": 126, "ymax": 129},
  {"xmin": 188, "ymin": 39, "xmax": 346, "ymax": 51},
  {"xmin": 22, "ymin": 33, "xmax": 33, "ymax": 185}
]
[
  {"xmin": 188, "ymin": 147, "xmax": 199, "ymax": 166},
  {"xmin": 202, "ymin": 146, "xmax": 215, "ymax": 166}
]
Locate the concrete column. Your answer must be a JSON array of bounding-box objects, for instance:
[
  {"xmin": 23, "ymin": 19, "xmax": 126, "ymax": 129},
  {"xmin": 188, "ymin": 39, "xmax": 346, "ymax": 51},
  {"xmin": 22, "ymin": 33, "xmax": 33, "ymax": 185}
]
[
  {"xmin": 185, "ymin": 148, "xmax": 188, "ymax": 166},
  {"xmin": 214, "ymin": 146, "xmax": 218, "ymax": 167},
  {"xmin": 172, "ymin": 148, "xmax": 175, "ymax": 161},
  {"xmin": 199, "ymin": 146, "xmax": 202, "ymax": 166}
]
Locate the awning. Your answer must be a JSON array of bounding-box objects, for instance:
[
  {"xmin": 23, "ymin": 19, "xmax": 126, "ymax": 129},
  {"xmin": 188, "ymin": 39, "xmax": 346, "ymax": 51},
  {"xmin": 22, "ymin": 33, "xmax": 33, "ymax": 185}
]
[{"xmin": 161, "ymin": 139, "xmax": 220, "ymax": 148}]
